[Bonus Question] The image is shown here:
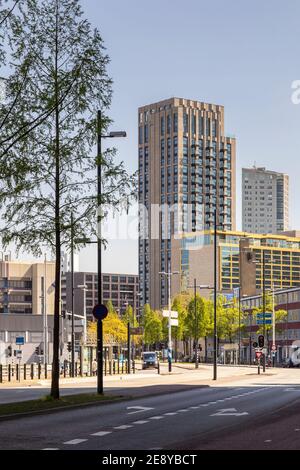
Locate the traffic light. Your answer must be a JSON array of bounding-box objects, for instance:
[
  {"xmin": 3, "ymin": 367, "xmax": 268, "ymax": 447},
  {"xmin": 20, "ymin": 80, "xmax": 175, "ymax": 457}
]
[
  {"xmin": 258, "ymin": 335, "xmax": 264, "ymax": 348},
  {"xmin": 35, "ymin": 346, "xmax": 39, "ymax": 355},
  {"xmin": 67, "ymin": 342, "xmax": 72, "ymax": 352},
  {"xmin": 6, "ymin": 345, "xmax": 12, "ymax": 357}
]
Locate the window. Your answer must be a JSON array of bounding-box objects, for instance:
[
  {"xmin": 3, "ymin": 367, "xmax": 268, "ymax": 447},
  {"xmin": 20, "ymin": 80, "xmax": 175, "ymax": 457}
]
[
  {"xmin": 139, "ymin": 126, "xmax": 143, "ymax": 145},
  {"xmin": 144, "ymin": 124, "xmax": 149, "ymax": 143},
  {"xmin": 160, "ymin": 116, "xmax": 165, "ymax": 135},
  {"xmin": 167, "ymin": 114, "xmax": 171, "ymax": 134},
  {"xmin": 173, "ymin": 113, "xmax": 178, "ymax": 133},
  {"xmin": 183, "ymin": 113, "xmax": 188, "ymax": 133}
]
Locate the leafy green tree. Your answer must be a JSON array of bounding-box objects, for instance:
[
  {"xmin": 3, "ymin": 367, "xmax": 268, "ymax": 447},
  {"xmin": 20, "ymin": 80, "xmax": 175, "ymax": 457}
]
[
  {"xmin": 170, "ymin": 293, "xmax": 190, "ymax": 360},
  {"xmin": 185, "ymin": 295, "xmax": 209, "ymax": 361},
  {"xmin": 142, "ymin": 304, "xmax": 163, "ymax": 348},
  {"xmin": 0, "ymin": 0, "xmax": 136, "ymax": 399}
]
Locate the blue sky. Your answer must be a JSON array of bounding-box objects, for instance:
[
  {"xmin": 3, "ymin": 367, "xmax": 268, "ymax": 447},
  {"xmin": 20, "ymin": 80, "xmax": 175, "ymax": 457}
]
[{"xmin": 78, "ymin": 0, "xmax": 300, "ymax": 274}]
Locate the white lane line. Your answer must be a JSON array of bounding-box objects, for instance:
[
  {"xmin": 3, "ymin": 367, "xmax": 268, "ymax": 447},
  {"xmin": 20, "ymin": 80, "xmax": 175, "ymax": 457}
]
[
  {"xmin": 177, "ymin": 409, "xmax": 189, "ymax": 412},
  {"xmin": 133, "ymin": 420, "xmax": 149, "ymax": 424},
  {"xmin": 114, "ymin": 425, "xmax": 133, "ymax": 430},
  {"xmin": 42, "ymin": 448, "xmax": 59, "ymax": 450},
  {"xmin": 295, "ymin": 429, "xmax": 300, "ymax": 432},
  {"xmin": 64, "ymin": 439, "xmax": 87, "ymax": 445},
  {"xmin": 264, "ymin": 440, "xmax": 272, "ymax": 443},
  {"xmin": 189, "ymin": 406, "xmax": 200, "ymax": 409},
  {"xmin": 91, "ymin": 431, "xmax": 112, "ymax": 437},
  {"xmin": 201, "ymin": 403, "xmax": 210, "ymax": 407},
  {"xmin": 148, "ymin": 447, "xmax": 162, "ymax": 450},
  {"xmin": 164, "ymin": 412, "xmax": 178, "ymax": 416},
  {"xmin": 149, "ymin": 416, "xmax": 164, "ymax": 420}
]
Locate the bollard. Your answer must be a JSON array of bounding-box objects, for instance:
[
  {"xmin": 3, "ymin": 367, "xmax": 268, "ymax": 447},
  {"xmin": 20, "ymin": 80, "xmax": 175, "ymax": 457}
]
[
  {"xmin": 158, "ymin": 361, "xmax": 160, "ymax": 374},
  {"xmin": 133, "ymin": 360, "xmax": 135, "ymax": 374},
  {"xmin": 45, "ymin": 363, "xmax": 47, "ymax": 379},
  {"xmin": 122, "ymin": 361, "xmax": 124, "ymax": 374},
  {"xmin": 75, "ymin": 362, "xmax": 78, "ymax": 377},
  {"xmin": 109, "ymin": 360, "xmax": 112, "ymax": 375},
  {"xmin": 118, "ymin": 360, "xmax": 120, "ymax": 375},
  {"xmin": 113, "ymin": 360, "xmax": 116, "ymax": 375},
  {"xmin": 0, "ymin": 364, "xmax": 2, "ymax": 383},
  {"xmin": 38, "ymin": 362, "xmax": 41, "ymax": 379},
  {"xmin": 16, "ymin": 364, "xmax": 19, "ymax": 381},
  {"xmin": 24, "ymin": 364, "xmax": 26, "ymax": 381},
  {"xmin": 8, "ymin": 364, "xmax": 11, "ymax": 382},
  {"xmin": 104, "ymin": 360, "xmax": 107, "ymax": 376},
  {"xmin": 31, "ymin": 363, "xmax": 34, "ymax": 380},
  {"xmin": 64, "ymin": 364, "xmax": 66, "ymax": 378}
]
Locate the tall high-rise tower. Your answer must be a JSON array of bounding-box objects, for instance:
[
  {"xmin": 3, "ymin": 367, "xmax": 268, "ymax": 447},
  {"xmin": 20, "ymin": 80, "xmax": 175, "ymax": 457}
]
[
  {"xmin": 242, "ymin": 167, "xmax": 289, "ymax": 234},
  {"xmin": 138, "ymin": 98, "xmax": 236, "ymax": 309}
]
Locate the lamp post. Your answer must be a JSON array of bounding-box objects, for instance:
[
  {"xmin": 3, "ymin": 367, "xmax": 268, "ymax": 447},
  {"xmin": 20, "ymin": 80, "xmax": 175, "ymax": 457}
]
[
  {"xmin": 96, "ymin": 110, "xmax": 126, "ymax": 394},
  {"xmin": 159, "ymin": 262, "xmax": 179, "ymax": 372},
  {"xmin": 188, "ymin": 280, "xmax": 213, "ymax": 368}
]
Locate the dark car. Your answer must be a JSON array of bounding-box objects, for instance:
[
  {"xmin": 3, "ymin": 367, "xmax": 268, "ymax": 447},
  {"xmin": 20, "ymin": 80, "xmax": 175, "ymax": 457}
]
[{"xmin": 142, "ymin": 352, "xmax": 159, "ymax": 370}]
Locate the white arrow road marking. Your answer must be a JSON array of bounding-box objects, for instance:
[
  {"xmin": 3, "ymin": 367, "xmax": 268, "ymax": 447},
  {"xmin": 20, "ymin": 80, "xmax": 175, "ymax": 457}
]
[
  {"xmin": 127, "ymin": 406, "xmax": 154, "ymax": 414},
  {"xmin": 284, "ymin": 388, "xmax": 300, "ymax": 392},
  {"xmin": 210, "ymin": 408, "xmax": 249, "ymax": 417}
]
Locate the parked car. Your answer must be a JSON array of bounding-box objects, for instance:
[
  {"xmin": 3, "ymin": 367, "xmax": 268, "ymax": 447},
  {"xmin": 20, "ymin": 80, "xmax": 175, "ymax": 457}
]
[{"xmin": 142, "ymin": 351, "xmax": 159, "ymax": 370}]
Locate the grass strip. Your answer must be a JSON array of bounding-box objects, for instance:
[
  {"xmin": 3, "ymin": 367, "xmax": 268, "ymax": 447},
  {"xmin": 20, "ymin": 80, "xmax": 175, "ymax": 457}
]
[{"xmin": 0, "ymin": 393, "xmax": 123, "ymax": 417}]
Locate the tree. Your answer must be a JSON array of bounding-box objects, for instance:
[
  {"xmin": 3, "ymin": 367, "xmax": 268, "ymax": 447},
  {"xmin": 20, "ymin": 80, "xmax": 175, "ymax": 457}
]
[
  {"xmin": 171, "ymin": 293, "xmax": 190, "ymax": 360},
  {"xmin": 87, "ymin": 311, "xmax": 127, "ymax": 346},
  {"xmin": 185, "ymin": 295, "xmax": 209, "ymax": 360},
  {"xmin": 0, "ymin": 0, "xmax": 136, "ymax": 399},
  {"xmin": 142, "ymin": 304, "xmax": 163, "ymax": 348}
]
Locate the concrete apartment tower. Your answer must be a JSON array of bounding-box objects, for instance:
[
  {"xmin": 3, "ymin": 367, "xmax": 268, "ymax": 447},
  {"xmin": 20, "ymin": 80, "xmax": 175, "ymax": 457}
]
[
  {"xmin": 138, "ymin": 97, "xmax": 236, "ymax": 309},
  {"xmin": 242, "ymin": 167, "xmax": 289, "ymax": 234}
]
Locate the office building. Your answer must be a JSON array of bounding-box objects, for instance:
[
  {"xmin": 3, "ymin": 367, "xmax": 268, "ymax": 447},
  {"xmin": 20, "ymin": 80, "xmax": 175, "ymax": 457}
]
[
  {"xmin": 61, "ymin": 272, "xmax": 139, "ymax": 321},
  {"xmin": 242, "ymin": 166, "xmax": 289, "ymax": 234},
  {"xmin": 171, "ymin": 230, "xmax": 300, "ymax": 298},
  {"xmin": 138, "ymin": 97, "xmax": 236, "ymax": 309}
]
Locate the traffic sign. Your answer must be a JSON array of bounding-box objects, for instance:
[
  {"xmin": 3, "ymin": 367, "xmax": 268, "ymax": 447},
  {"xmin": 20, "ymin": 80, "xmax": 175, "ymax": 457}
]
[
  {"xmin": 255, "ymin": 351, "xmax": 262, "ymax": 359},
  {"xmin": 257, "ymin": 320, "xmax": 272, "ymax": 325},
  {"xmin": 92, "ymin": 304, "xmax": 108, "ymax": 321},
  {"xmin": 256, "ymin": 312, "xmax": 272, "ymax": 319},
  {"xmin": 170, "ymin": 318, "xmax": 178, "ymax": 327},
  {"xmin": 15, "ymin": 336, "xmax": 25, "ymax": 345},
  {"xmin": 162, "ymin": 310, "xmax": 178, "ymax": 318},
  {"xmin": 130, "ymin": 327, "xmax": 143, "ymax": 335},
  {"xmin": 253, "ymin": 341, "xmax": 258, "ymax": 348},
  {"xmin": 271, "ymin": 344, "xmax": 276, "ymax": 351}
]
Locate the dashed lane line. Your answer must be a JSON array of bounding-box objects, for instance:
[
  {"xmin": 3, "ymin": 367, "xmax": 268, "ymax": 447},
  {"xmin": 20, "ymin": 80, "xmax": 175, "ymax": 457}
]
[
  {"xmin": 91, "ymin": 431, "xmax": 112, "ymax": 437},
  {"xmin": 63, "ymin": 439, "xmax": 88, "ymax": 445},
  {"xmin": 149, "ymin": 416, "xmax": 164, "ymax": 420},
  {"xmin": 114, "ymin": 425, "xmax": 133, "ymax": 430},
  {"xmin": 133, "ymin": 420, "xmax": 149, "ymax": 424}
]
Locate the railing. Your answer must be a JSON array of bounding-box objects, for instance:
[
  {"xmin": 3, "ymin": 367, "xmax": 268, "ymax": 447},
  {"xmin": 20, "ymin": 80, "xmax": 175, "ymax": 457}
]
[{"xmin": 0, "ymin": 359, "xmax": 135, "ymax": 383}]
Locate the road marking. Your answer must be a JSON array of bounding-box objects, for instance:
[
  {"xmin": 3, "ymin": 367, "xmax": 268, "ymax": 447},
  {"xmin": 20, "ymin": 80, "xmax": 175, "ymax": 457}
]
[
  {"xmin": 264, "ymin": 440, "xmax": 272, "ymax": 443},
  {"xmin": 127, "ymin": 406, "xmax": 154, "ymax": 414},
  {"xmin": 211, "ymin": 408, "xmax": 249, "ymax": 417},
  {"xmin": 189, "ymin": 406, "xmax": 200, "ymax": 409},
  {"xmin": 149, "ymin": 416, "xmax": 164, "ymax": 420},
  {"xmin": 63, "ymin": 439, "xmax": 87, "ymax": 445},
  {"xmin": 148, "ymin": 447, "xmax": 162, "ymax": 450},
  {"xmin": 284, "ymin": 388, "xmax": 300, "ymax": 392},
  {"xmin": 178, "ymin": 409, "xmax": 189, "ymax": 412},
  {"xmin": 201, "ymin": 403, "xmax": 210, "ymax": 407},
  {"xmin": 133, "ymin": 420, "xmax": 148, "ymax": 424},
  {"xmin": 91, "ymin": 431, "xmax": 112, "ymax": 437},
  {"xmin": 295, "ymin": 429, "xmax": 300, "ymax": 432},
  {"xmin": 209, "ymin": 401, "xmax": 217, "ymax": 404},
  {"xmin": 114, "ymin": 425, "xmax": 133, "ymax": 430},
  {"xmin": 164, "ymin": 412, "xmax": 177, "ymax": 416},
  {"xmin": 42, "ymin": 448, "xmax": 59, "ymax": 450}
]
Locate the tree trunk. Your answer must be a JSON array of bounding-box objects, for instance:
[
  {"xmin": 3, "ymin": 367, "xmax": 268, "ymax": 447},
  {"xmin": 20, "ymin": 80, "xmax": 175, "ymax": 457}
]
[{"xmin": 50, "ymin": 3, "xmax": 60, "ymax": 399}]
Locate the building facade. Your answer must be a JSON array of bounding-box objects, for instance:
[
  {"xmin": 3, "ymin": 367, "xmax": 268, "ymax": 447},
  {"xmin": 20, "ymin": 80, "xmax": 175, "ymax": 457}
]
[
  {"xmin": 138, "ymin": 97, "xmax": 236, "ymax": 309},
  {"xmin": 61, "ymin": 272, "xmax": 139, "ymax": 322},
  {"xmin": 171, "ymin": 230, "xmax": 300, "ymax": 298},
  {"xmin": 242, "ymin": 166, "xmax": 289, "ymax": 234},
  {"xmin": 0, "ymin": 258, "xmax": 55, "ymax": 315}
]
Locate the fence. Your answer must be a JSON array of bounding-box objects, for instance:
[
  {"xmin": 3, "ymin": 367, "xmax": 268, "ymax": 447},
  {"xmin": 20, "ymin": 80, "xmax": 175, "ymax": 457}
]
[{"xmin": 0, "ymin": 359, "xmax": 135, "ymax": 383}]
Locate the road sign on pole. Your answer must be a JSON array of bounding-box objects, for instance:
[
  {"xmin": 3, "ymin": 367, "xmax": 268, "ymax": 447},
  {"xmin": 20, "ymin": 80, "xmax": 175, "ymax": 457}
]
[
  {"xmin": 170, "ymin": 318, "xmax": 179, "ymax": 327},
  {"xmin": 162, "ymin": 310, "xmax": 178, "ymax": 318}
]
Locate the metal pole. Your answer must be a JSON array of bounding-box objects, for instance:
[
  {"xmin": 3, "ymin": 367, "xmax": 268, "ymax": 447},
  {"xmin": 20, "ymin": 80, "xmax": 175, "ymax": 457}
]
[
  {"xmin": 127, "ymin": 322, "xmax": 131, "ymax": 374},
  {"xmin": 194, "ymin": 278, "xmax": 199, "ymax": 369},
  {"xmin": 168, "ymin": 260, "xmax": 172, "ymax": 373},
  {"xmin": 262, "ymin": 250, "xmax": 266, "ymax": 372},
  {"xmin": 272, "ymin": 284, "xmax": 275, "ymax": 367},
  {"xmin": 97, "ymin": 109, "xmax": 104, "ymax": 394},
  {"xmin": 238, "ymin": 287, "xmax": 241, "ymax": 364},
  {"xmin": 213, "ymin": 208, "xmax": 217, "ymax": 380},
  {"xmin": 71, "ymin": 212, "xmax": 75, "ymax": 377},
  {"xmin": 44, "ymin": 254, "xmax": 48, "ymax": 365},
  {"xmin": 249, "ymin": 312, "xmax": 252, "ymax": 365},
  {"xmin": 286, "ymin": 292, "xmax": 289, "ymax": 360}
]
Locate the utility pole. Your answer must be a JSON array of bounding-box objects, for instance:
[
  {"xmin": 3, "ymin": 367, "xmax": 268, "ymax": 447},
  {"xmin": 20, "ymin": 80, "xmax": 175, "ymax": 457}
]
[
  {"xmin": 71, "ymin": 212, "xmax": 75, "ymax": 377},
  {"xmin": 262, "ymin": 250, "xmax": 266, "ymax": 372},
  {"xmin": 43, "ymin": 254, "xmax": 48, "ymax": 365},
  {"xmin": 213, "ymin": 208, "xmax": 217, "ymax": 380},
  {"xmin": 167, "ymin": 260, "xmax": 172, "ymax": 373},
  {"xmin": 97, "ymin": 109, "xmax": 104, "ymax": 394}
]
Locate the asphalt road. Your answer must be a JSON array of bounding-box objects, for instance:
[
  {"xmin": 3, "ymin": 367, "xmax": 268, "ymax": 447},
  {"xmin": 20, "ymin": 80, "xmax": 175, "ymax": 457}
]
[{"xmin": 1, "ymin": 372, "xmax": 300, "ymax": 450}]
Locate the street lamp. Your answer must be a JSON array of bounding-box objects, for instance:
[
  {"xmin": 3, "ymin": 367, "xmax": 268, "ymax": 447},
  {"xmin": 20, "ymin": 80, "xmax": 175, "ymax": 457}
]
[
  {"xmin": 188, "ymin": 280, "xmax": 213, "ymax": 368},
  {"xmin": 159, "ymin": 262, "xmax": 179, "ymax": 372},
  {"xmin": 96, "ymin": 110, "xmax": 126, "ymax": 394}
]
